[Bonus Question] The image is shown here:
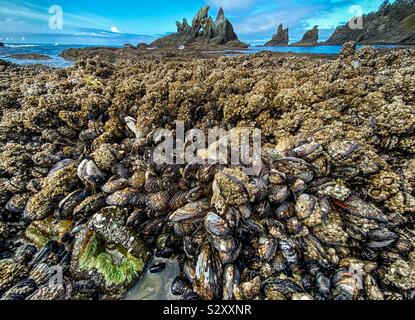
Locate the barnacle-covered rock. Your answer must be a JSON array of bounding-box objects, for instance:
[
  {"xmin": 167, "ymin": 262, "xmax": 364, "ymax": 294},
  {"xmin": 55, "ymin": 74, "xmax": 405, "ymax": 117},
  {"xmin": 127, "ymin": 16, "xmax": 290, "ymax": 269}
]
[
  {"xmin": 24, "ymin": 217, "xmax": 72, "ymax": 249},
  {"xmin": 2, "ymin": 43, "xmax": 415, "ymax": 301},
  {"xmin": 24, "ymin": 162, "xmax": 79, "ymax": 221},
  {"xmin": 213, "ymin": 168, "xmax": 250, "ymax": 207},
  {"xmin": 383, "ymin": 252, "xmax": 415, "ymax": 291}
]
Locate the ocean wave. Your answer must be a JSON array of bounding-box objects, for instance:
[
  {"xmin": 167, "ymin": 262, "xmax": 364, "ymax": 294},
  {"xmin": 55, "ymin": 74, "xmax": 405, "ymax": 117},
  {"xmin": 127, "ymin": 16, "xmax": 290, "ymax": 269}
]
[{"xmin": 5, "ymin": 44, "xmax": 41, "ymax": 48}]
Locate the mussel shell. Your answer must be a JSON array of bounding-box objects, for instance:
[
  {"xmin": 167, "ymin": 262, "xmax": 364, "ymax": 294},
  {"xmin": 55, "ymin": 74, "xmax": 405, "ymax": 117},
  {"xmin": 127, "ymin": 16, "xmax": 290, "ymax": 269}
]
[
  {"xmin": 204, "ymin": 212, "xmax": 231, "ymax": 237},
  {"xmin": 315, "ymin": 273, "xmax": 332, "ymax": 299},
  {"xmin": 332, "ymin": 268, "xmax": 363, "ymax": 300},
  {"xmin": 5, "ymin": 193, "xmax": 30, "ymax": 214},
  {"xmin": 272, "ymin": 157, "xmax": 314, "ymax": 183},
  {"xmin": 28, "ymin": 263, "xmax": 52, "ymax": 286},
  {"xmin": 335, "ymin": 196, "xmax": 389, "ymax": 223},
  {"xmin": 171, "ymin": 276, "xmax": 192, "ymax": 296},
  {"xmin": 26, "ymin": 284, "xmax": 66, "ymax": 300},
  {"xmin": 262, "ymin": 278, "xmax": 304, "ymax": 295},
  {"xmin": 73, "ymin": 193, "xmax": 107, "ymax": 220},
  {"xmin": 279, "ymin": 240, "xmax": 299, "ymax": 267},
  {"xmin": 54, "ymin": 189, "xmax": 90, "ymax": 220},
  {"xmin": 106, "ymin": 188, "xmax": 140, "ymax": 207},
  {"xmin": 268, "ymin": 184, "xmax": 290, "ymax": 204},
  {"xmin": 222, "ymin": 264, "xmax": 240, "ymax": 300},
  {"xmin": 257, "ymin": 236, "xmax": 277, "ymax": 261},
  {"xmin": 77, "ymin": 159, "xmax": 105, "ymax": 188},
  {"xmin": 366, "ymin": 228, "xmax": 398, "ymax": 248},
  {"xmin": 69, "ymin": 280, "xmax": 99, "ymax": 300},
  {"xmin": 327, "ymin": 140, "xmax": 360, "ymax": 162},
  {"xmin": 218, "ymin": 241, "xmax": 242, "ymax": 265},
  {"xmin": 138, "ymin": 218, "xmax": 165, "ymax": 237},
  {"xmin": 101, "ymin": 177, "xmax": 129, "ymax": 194},
  {"xmin": 149, "ymin": 262, "xmax": 167, "ymax": 274},
  {"xmin": 193, "ymin": 244, "xmax": 222, "ymax": 300},
  {"xmin": 208, "ymin": 233, "xmax": 238, "ymax": 255},
  {"xmin": 253, "ymin": 200, "xmax": 272, "ymax": 218},
  {"xmin": 48, "ymin": 159, "xmax": 75, "ymax": 177},
  {"xmin": 293, "ymin": 142, "xmax": 323, "ymax": 161},
  {"xmin": 168, "ymin": 200, "xmax": 210, "ymax": 223},
  {"xmin": 274, "ymin": 201, "xmax": 295, "ymax": 220},
  {"xmin": 295, "ymin": 194, "xmax": 318, "ymax": 220},
  {"xmin": 1, "ymin": 279, "xmax": 37, "ymax": 300}
]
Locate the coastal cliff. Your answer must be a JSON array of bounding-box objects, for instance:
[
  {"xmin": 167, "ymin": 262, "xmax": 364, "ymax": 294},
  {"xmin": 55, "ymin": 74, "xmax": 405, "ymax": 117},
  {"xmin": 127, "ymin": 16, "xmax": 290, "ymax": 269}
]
[
  {"xmin": 151, "ymin": 6, "xmax": 248, "ymax": 48},
  {"xmin": 326, "ymin": 0, "xmax": 415, "ymax": 45}
]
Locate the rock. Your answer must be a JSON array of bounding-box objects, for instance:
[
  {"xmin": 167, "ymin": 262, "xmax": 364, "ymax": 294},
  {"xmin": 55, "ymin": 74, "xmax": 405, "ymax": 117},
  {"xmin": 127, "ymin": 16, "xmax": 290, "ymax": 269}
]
[
  {"xmin": 123, "ymin": 43, "xmax": 135, "ymax": 49},
  {"xmin": 291, "ymin": 25, "xmax": 319, "ymax": 46},
  {"xmin": 339, "ymin": 41, "xmax": 357, "ymax": 59},
  {"xmin": 9, "ymin": 54, "xmax": 51, "ymax": 60},
  {"xmin": 176, "ymin": 18, "xmax": 191, "ymax": 34},
  {"xmin": 264, "ymin": 23, "xmax": 289, "ymax": 46},
  {"xmin": 137, "ymin": 43, "xmax": 149, "ymax": 49},
  {"xmin": 326, "ymin": 1, "xmax": 415, "ymax": 45},
  {"xmin": 0, "ymin": 42, "xmax": 4, "ymax": 47},
  {"xmin": 226, "ymin": 40, "xmax": 249, "ymax": 49},
  {"xmin": 151, "ymin": 6, "xmax": 247, "ymax": 48},
  {"xmin": 211, "ymin": 6, "xmax": 239, "ymax": 45}
]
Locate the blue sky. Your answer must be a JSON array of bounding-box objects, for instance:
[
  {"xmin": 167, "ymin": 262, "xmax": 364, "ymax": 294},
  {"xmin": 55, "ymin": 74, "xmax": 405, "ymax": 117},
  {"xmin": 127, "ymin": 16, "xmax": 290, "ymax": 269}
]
[{"xmin": 0, "ymin": 0, "xmax": 385, "ymax": 45}]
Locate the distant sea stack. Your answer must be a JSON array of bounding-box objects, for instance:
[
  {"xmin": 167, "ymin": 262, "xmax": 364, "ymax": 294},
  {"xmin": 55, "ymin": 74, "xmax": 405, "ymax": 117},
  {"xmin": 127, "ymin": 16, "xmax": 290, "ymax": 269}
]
[
  {"xmin": 151, "ymin": 6, "xmax": 248, "ymax": 48},
  {"xmin": 264, "ymin": 23, "xmax": 289, "ymax": 46},
  {"xmin": 326, "ymin": 0, "xmax": 415, "ymax": 45},
  {"xmin": 291, "ymin": 25, "xmax": 319, "ymax": 46}
]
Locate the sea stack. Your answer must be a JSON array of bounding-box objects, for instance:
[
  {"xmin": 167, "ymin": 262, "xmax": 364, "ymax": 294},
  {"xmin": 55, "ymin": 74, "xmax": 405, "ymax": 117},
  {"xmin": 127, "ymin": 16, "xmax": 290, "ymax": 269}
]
[
  {"xmin": 291, "ymin": 25, "xmax": 319, "ymax": 46},
  {"xmin": 151, "ymin": 6, "xmax": 248, "ymax": 48},
  {"xmin": 264, "ymin": 23, "xmax": 289, "ymax": 46}
]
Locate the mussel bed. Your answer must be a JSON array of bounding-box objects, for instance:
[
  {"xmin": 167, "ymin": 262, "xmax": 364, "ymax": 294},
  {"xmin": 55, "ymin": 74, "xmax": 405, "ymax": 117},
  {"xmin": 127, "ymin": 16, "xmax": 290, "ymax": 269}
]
[{"xmin": 1, "ymin": 43, "xmax": 415, "ymax": 300}]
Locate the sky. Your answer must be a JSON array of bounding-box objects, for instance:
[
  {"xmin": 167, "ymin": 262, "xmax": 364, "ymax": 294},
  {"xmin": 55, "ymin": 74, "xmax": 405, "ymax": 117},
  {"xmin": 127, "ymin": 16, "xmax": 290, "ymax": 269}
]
[{"xmin": 0, "ymin": 0, "xmax": 385, "ymax": 45}]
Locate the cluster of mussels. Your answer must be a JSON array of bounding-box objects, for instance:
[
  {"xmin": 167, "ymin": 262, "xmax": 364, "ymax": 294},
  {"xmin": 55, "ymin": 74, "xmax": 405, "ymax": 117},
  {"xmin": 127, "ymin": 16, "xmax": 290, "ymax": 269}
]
[{"xmin": 1, "ymin": 43, "xmax": 415, "ymax": 300}]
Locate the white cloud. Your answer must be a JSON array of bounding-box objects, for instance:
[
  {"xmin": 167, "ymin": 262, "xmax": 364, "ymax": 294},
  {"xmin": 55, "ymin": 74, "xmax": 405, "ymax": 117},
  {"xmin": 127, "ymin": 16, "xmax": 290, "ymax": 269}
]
[
  {"xmin": 110, "ymin": 26, "xmax": 121, "ymax": 33},
  {"xmin": 205, "ymin": 0, "xmax": 254, "ymax": 11},
  {"xmin": 234, "ymin": 8, "xmax": 311, "ymax": 35}
]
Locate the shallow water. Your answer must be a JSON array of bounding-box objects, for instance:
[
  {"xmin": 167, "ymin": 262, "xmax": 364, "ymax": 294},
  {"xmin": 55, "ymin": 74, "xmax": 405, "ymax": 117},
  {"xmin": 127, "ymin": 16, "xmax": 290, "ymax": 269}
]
[
  {"xmin": 0, "ymin": 43, "xmax": 411, "ymax": 68},
  {"xmin": 124, "ymin": 257, "xmax": 180, "ymax": 300},
  {"xmin": 234, "ymin": 44, "xmax": 410, "ymax": 55},
  {"xmin": 0, "ymin": 43, "xmax": 119, "ymax": 68}
]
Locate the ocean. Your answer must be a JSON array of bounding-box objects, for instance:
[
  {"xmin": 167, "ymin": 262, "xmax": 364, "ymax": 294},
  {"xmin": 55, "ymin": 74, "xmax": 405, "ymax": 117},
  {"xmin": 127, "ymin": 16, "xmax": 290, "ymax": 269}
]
[
  {"xmin": 0, "ymin": 43, "xmax": 409, "ymax": 68},
  {"xmin": 0, "ymin": 43, "xmax": 121, "ymax": 68}
]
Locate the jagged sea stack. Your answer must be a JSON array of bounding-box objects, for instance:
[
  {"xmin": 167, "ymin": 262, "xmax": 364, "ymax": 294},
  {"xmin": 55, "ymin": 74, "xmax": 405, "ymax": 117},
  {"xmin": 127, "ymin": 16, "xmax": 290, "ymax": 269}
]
[
  {"xmin": 291, "ymin": 25, "xmax": 319, "ymax": 46},
  {"xmin": 151, "ymin": 6, "xmax": 248, "ymax": 48},
  {"xmin": 264, "ymin": 23, "xmax": 289, "ymax": 46}
]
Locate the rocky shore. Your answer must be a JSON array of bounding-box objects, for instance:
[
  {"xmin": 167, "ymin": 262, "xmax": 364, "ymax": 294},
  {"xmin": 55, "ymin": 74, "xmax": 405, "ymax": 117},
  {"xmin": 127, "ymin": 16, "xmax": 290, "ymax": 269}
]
[
  {"xmin": 9, "ymin": 54, "xmax": 51, "ymax": 60},
  {"xmin": 1, "ymin": 42, "xmax": 415, "ymax": 300},
  {"xmin": 326, "ymin": 0, "xmax": 415, "ymax": 45}
]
